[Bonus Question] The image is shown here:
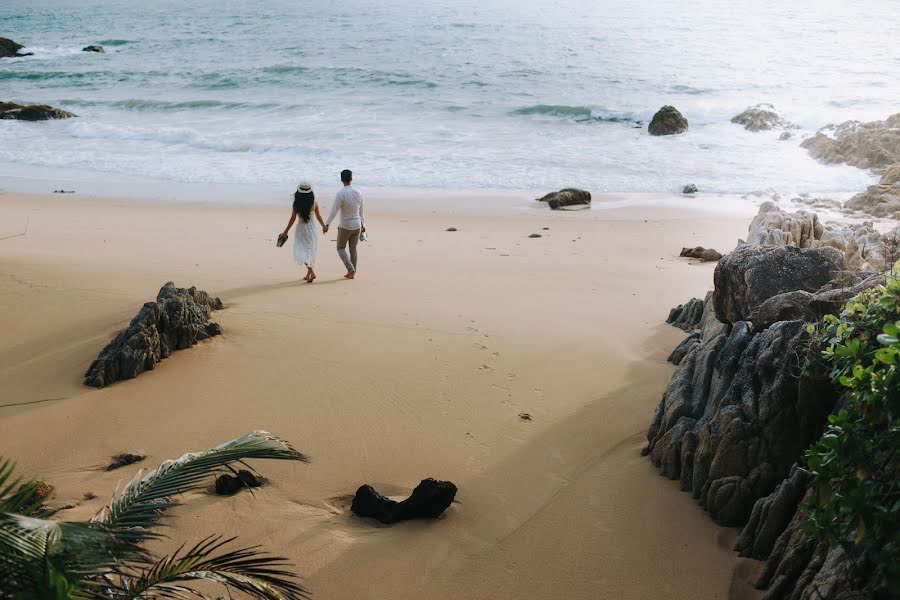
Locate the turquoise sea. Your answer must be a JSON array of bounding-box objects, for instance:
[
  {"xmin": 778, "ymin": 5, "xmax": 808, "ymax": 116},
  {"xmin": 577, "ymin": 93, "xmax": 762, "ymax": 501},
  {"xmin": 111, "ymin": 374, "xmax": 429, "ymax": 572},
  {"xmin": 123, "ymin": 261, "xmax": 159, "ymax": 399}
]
[{"xmin": 1, "ymin": 0, "xmax": 898, "ymax": 196}]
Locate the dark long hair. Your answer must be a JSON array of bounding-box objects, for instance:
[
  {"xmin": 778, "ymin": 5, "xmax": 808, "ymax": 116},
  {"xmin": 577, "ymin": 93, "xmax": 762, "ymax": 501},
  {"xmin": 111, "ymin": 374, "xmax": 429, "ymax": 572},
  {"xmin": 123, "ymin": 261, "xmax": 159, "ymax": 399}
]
[{"xmin": 293, "ymin": 190, "xmax": 314, "ymax": 223}]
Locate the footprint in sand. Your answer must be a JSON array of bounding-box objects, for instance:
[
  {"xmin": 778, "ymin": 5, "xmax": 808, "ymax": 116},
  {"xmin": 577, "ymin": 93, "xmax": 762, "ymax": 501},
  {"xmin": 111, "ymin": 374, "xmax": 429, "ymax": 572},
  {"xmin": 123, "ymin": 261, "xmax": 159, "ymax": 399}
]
[
  {"xmin": 479, "ymin": 364, "xmax": 493, "ymax": 371},
  {"xmin": 474, "ymin": 343, "xmax": 488, "ymax": 350}
]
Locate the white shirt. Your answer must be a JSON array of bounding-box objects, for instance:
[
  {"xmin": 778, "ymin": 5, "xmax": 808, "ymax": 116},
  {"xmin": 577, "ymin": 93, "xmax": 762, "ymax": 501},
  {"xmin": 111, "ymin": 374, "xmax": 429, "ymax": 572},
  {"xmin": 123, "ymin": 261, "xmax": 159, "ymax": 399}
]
[{"xmin": 326, "ymin": 186, "xmax": 364, "ymax": 230}]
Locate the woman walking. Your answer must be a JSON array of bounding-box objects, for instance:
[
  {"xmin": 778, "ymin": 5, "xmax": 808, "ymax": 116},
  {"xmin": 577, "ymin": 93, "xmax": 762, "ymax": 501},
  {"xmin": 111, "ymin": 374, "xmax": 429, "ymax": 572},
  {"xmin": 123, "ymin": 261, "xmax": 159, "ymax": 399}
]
[{"xmin": 281, "ymin": 181, "xmax": 326, "ymax": 282}]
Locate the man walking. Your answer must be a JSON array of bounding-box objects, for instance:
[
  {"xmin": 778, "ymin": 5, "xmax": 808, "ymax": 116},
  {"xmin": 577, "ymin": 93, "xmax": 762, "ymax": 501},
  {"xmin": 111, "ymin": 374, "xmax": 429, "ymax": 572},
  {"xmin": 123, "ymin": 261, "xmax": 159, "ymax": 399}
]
[{"xmin": 324, "ymin": 169, "xmax": 365, "ymax": 279}]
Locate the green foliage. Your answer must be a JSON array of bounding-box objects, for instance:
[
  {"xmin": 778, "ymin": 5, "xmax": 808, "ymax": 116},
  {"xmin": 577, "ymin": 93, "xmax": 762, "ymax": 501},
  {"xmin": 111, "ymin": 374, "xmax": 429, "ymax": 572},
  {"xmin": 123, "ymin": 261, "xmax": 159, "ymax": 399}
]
[
  {"xmin": 0, "ymin": 431, "xmax": 310, "ymax": 600},
  {"xmin": 803, "ymin": 273, "xmax": 900, "ymax": 590}
]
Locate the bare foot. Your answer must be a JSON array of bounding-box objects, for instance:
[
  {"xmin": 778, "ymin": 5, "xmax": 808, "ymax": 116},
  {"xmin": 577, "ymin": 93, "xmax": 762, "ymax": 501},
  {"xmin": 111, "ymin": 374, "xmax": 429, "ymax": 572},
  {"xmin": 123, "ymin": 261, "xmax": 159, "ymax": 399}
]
[{"xmin": 344, "ymin": 270, "xmax": 355, "ymax": 279}]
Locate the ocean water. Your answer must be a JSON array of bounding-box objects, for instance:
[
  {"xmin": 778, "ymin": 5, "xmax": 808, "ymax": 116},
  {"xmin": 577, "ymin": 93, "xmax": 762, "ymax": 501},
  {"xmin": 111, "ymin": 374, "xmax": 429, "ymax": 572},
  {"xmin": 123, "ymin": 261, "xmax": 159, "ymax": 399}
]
[{"xmin": 1, "ymin": 0, "xmax": 898, "ymax": 196}]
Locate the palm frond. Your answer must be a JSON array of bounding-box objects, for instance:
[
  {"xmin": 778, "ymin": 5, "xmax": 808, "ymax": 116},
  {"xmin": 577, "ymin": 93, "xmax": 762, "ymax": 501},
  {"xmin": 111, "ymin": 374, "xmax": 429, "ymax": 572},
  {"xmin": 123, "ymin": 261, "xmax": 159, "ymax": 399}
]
[
  {"xmin": 97, "ymin": 536, "xmax": 310, "ymax": 600},
  {"xmin": 0, "ymin": 458, "xmax": 43, "ymax": 515},
  {"xmin": 0, "ymin": 512, "xmax": 134, "ymax": 596},
  {"xmin": 95, "ymin": 432, "xmax": 309, "ymax": 542}
]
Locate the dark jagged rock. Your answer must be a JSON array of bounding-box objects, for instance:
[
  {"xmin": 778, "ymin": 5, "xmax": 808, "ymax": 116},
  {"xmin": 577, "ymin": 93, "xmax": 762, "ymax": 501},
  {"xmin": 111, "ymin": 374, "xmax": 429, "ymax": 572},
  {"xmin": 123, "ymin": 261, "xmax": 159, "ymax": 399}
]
[
  {"xmin": 107, "ymin": 452, "xmax": 145, "ymax": 471},
  {"xmin": 747, "ymin": 273, "xmax": 883, "ymax": 333},
  {"xmin": 735, "ymin": 464, "xmax": 810, "ymax": 560},
  {"xmin": 666, "ymin": 297, "xmax": 705, "ymax": 332},
  {"xmin": 214, "ymin": 470, "xmax": 262, "ymax": 495},
  {"xmin": 84, "ymin": 282, "xmax": 223, "ymax": 388},
  {"xmin": 82, "ymin": 45, "xmax": 104, "ymax": 53},
  {"xmin": 536, "ymin": 188, "xmax": 591, "ymax": 210},
  {"xmin": 646, "ymin": 315, "xmax": 836, "ymax": 526},
  {"xmin": 679, "ymin": 246, "xmax": 722, "ymax": 262},
  {"xmin": 0, "ymin": 37, "xmax": 32, "ymax": 58},
  {"xmin": 682, "ymin": 183, "xmax": 699, "ymax": 194},
  {"xmin": 757, "ymin": 511, "xmax": 886, "ymax": 600},
  {"xmin": 351, "ymin": 478, "xmax": 457, "ymax": 524},
  {"xmin": 667, "ymin": 332, "xmax": 699, "ymax": 365},
  {"xmin": 648, "ymin": 105, "xmax": 688, "ymax": 136},
  {"xmin": 712, "ymin": 245, "xmax": 845, "ymax": 324},
  {"xmin": 731, "ymin": 104, "xmax": 795, "ymax": 132},
  {"xmin": 644, "ymin": 200, "xmax": 894, "ymax": 597},
  {"xmin": 0, "ymin": 102, "xmax": 76, "ymax": 121}
]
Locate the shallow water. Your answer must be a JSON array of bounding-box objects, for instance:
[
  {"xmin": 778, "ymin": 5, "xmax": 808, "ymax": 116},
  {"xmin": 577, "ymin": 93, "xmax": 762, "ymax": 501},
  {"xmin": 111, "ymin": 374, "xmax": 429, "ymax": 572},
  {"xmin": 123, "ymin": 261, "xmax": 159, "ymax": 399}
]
[{"xmin": 1, "ymin": 0, "xmax": 897, "ymax": 195}]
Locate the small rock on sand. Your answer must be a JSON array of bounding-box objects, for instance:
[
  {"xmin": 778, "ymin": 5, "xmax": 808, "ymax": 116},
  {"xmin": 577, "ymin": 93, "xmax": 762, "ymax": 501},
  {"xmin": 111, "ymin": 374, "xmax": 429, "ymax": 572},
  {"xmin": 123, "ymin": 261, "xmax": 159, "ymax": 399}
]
[
  {"xmin": 107, "ymin": 452, "xmax": 146, "ymax": 471},
  {"xmin": 214, "ymin": 469, "xmax": 263, "ymax": 495},
  {"xmin": 528, "ymin": 233, "xmax": 542, "ymax": 238},
  {"xmin": 446, "ymin": 227, "xmax": 458, "ymax": 232}
]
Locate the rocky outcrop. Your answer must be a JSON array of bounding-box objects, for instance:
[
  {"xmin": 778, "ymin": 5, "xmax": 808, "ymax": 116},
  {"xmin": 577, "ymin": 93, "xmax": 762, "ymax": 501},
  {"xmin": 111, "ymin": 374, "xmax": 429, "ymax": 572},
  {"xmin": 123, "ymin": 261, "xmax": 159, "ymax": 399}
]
[
  {"xmin": 82, "ymin": 45, "xmax": 104, "ymax": 53},
  {"xmin": 731, "ymin": 104, "xmax": 795, "ymax": 132},
  {"xmin": 536, "ymin": 188, "xmax": 591, "ymax": 210},
  {"xmin": 648, "ymin": 105, "xmax": 688, "ymax": 136},
  {"xmin": 751, "ymin": 503, "xmax": 886, "ymax": 600},
  {"xmin": 351, "ymin": 478, "xmax": 457, "ymax": 524},
  {"xmin": 645, "ymin": 202, "xmax": 891, "ymax": 597},
  {"xmin": 644, "ymin": 314, "xmax": 835, "ymax": 526},
  {"xmin": 712, "ymin": 245, "xmax": 844, "ymax": 324},
  {"xmin": 84, "ymin": 282, "xmax": 223, "ymax": 388},
  {"xmin": 801, "ymin": 113, "xmax": 900, "ymax": 172},
  {"xmin": 0, "ymin": 102, "xmax": 76, "ymax": 121},
  {"xmin": 666, "ymin": 296, "xmax": 705, "ymax": 332},
  {"xmin": 845, "ymin": 164, "xmax": 900, "ymax": 219},
  {"xmin": 735, "ymin": 464, "xmax": 810, "ymax": 560},
  {"xmin": 679, "ymin": 246, "xmax": 722, "ymax": 262},
  {"xmin": 747, "ymin": 201, "xmax": 890, "ymax": 272},
  {"xmin": 0, "ymin": 37, "xmax": 32, "ymax": 58}
]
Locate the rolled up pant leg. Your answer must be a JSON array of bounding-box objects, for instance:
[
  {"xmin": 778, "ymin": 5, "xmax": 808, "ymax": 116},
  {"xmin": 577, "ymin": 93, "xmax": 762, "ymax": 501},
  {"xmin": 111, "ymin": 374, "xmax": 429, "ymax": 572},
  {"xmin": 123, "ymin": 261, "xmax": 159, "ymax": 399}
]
[{"xmin": 337, "ymin": 227, "xmax": 361, "ymax": 272}]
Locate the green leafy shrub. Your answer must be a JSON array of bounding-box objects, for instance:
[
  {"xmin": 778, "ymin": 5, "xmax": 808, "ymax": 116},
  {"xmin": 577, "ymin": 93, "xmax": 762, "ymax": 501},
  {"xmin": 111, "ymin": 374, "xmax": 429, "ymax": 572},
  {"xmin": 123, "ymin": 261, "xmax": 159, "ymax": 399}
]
[{"xmin": 803, "ymin": 272, "xmax": 899, "ymax": 591}]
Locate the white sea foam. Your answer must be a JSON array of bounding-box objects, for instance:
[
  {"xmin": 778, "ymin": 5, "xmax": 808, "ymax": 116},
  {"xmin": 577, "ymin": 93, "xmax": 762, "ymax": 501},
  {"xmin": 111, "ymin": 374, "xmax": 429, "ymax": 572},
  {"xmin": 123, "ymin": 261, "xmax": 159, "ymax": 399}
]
[{"xmin": 1, "ymin": 0, "xmax": 897, "ymax": 196}]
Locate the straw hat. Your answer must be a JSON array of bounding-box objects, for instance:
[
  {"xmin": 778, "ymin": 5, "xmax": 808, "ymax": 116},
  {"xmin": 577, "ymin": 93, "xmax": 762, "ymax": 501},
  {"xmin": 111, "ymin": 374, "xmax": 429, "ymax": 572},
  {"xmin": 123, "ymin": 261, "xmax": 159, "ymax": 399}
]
[{"xmin": 296, "ymin": 181, "xmax": 312, "ymax": 193}]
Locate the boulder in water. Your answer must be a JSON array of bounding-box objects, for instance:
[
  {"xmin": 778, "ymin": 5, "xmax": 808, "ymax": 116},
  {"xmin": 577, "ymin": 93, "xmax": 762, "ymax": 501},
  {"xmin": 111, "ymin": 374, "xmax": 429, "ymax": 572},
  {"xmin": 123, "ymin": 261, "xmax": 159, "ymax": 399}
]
[
  {"xmin": 536, "ymin": 188, "xmax": 591, "ymax": 210},
  {"xmin": 844, "ymin": 164, "xmax": 900, "ymax": 219},
  {"xmin": 730, "ymin": 104, "xmax": 794, "ymax": 132},
  {"xmin": 351, "ymin": 478, "xmax": 457, "ymax": 524},
  {"xmin": 83, "ymin": 282, "xmax": 224, "ymax": 388},
  {"xmin": 0, "ymin": 37, "xmax": 32, "ymax": 58},
  {"xmin": 682, "ymin": 183, "xmax": 699, "ymax": 194},
  {"xmin": 82, "ymin": 45, "xmax": 105, "ymax": 53},
  {"xmin": 0, "ymin": 102, "xmax": 76, "ymax": 121},
  {"xmin": 800, "ymin": 112, "xmax": 900, "ymax": 172},
  {"xmin": 648, "ymin": 105, "xmax": 688, "ymax": 136}
]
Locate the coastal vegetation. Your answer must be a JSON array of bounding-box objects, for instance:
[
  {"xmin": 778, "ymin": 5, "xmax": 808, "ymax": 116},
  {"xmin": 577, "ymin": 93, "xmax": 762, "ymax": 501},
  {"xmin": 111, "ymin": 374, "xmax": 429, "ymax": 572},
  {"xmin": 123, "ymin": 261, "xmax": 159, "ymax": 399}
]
[
  {"xmin": 0, "ymin": 431, "xmax": 309, "ymax": 600},
  {"xmin": 803, "ymin": 267, "xmax": 900, "ymax": 593}
]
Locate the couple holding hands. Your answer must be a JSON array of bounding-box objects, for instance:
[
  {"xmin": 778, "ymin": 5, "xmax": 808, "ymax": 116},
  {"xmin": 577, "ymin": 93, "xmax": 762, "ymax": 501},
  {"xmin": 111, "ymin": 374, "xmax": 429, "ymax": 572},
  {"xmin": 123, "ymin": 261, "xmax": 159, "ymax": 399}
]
[{"xmin": 280, "ymin": 169, "xmax": 365, "ymax": 282}]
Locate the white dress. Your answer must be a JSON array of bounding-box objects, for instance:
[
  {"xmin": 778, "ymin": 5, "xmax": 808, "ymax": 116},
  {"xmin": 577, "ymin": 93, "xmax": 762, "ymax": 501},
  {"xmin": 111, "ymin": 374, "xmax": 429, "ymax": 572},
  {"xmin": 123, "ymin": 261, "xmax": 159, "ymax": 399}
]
[{"xmin": 293, "ymin": 218, "xmax": 318, "ymax": 267}]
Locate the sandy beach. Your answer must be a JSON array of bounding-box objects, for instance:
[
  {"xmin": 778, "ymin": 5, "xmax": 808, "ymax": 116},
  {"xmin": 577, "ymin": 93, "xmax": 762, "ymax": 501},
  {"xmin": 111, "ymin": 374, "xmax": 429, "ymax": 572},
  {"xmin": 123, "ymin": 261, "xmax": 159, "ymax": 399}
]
[{"xmin": 0, "ymin": 190, "xmax": 762, "ymax": 599}]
